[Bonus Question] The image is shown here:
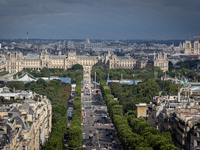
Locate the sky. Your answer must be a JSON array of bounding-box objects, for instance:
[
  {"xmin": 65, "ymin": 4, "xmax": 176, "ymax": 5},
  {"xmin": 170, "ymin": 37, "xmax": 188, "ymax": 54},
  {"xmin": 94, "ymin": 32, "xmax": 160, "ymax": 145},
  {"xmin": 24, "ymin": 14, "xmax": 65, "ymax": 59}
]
[{"xmin": 0, "ymin": 0, "xmax": 200, "ymax": 40}]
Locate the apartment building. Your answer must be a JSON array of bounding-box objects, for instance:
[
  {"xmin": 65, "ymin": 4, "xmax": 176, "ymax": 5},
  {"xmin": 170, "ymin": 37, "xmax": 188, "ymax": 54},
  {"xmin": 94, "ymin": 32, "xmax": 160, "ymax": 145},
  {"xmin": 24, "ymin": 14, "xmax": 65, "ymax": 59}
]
[
  {"xmin": 147, "ymin": 89, "xmax": 200, "ymax": 150},
  {"xmin": 0, "ymin": 86, "xmax": 34, "ymax": 100},
  {"xmin": 0, "ymin": 95, "xmax": 52, "ymax": 150}
]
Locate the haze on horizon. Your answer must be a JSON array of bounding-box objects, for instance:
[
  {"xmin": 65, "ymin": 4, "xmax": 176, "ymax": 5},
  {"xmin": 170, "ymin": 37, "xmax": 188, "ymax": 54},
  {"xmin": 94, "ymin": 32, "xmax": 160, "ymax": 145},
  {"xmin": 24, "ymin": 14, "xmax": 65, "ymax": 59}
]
[{"xmin": 0, "ymin": 0, "xmax": 200, "ymax": 40}]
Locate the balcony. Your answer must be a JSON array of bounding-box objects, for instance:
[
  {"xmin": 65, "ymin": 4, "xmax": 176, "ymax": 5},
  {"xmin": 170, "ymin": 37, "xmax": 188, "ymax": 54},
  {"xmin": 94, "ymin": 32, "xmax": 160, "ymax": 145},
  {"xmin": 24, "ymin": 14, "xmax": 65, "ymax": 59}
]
[{"xmin": 176, "ymin": 126, "xmax": 184, "ymax": 139}]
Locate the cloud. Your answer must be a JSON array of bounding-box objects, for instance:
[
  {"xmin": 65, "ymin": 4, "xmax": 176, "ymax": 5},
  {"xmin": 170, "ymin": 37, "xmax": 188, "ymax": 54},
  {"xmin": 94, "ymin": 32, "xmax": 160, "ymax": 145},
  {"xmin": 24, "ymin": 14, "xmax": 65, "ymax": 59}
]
[
  {"xmin": 0, "ymin": 0, "xmax": 8, "ymax": 4},
  {"xmin": 0, "ymin": 0, "xmax": 200, "ymax": 39}
]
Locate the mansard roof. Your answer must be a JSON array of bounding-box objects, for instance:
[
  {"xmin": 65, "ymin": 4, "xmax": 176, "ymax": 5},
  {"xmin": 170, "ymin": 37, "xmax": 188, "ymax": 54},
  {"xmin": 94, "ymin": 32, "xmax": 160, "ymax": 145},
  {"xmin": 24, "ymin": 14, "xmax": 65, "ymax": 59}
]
[
  {"xmin": 13, "ymin": 116, "xmax": 27, "ymax": 130},
  {"xmin": 9, "ymin": 107, "xmax": 20, "ymax": 113},
  {"xmin": 24, "ymin": 99, "xmax": 36, "ymax": 103}
]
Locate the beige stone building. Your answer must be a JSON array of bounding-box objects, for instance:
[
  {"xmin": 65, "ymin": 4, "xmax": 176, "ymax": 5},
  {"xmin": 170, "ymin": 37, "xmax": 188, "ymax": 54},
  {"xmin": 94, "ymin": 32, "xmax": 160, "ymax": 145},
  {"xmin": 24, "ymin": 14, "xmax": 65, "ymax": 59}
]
[
  {"xmin": 0, "ymin": 50, "xmax": 137, "ymax": 74},
  {"xmin": 0, "ymin": 50, "xmax": 168, "ymax": 73},
  {"xmin": 136, "ymin": 103, "xmax": 147, "ymax": 118},
  {"xmin": 154, "ymin": 52, "xmax": 168, "ymax": 72},
  {"xmin": 147, "ymin": 93, "xmax": 200, "ymax": 150},
  {"xmin": 0, "ymin": 95, "xmax": 52, "ymax": 150},
  {"xmin": 134, "ymin": 52, "xmax": 169, "ymax": 72},
  {"xmin": 184, "ymin": 40, "xmax": 200, "ymax": 54}
]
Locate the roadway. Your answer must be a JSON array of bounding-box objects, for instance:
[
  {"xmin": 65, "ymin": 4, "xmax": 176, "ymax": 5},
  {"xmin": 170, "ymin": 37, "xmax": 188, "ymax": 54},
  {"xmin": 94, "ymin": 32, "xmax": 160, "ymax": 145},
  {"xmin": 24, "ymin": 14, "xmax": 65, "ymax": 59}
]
[{"xmin": 82, "ymin": 93, "xmax": 123, "ymax": 150}]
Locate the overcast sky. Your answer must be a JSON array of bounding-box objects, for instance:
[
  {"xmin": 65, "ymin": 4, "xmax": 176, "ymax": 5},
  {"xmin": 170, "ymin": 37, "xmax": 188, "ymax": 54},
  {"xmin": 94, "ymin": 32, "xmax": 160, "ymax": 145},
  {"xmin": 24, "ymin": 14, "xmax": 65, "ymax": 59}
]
[{"xmin": 0, "ymin": 0, "xmax": 200, "ymax": 40}]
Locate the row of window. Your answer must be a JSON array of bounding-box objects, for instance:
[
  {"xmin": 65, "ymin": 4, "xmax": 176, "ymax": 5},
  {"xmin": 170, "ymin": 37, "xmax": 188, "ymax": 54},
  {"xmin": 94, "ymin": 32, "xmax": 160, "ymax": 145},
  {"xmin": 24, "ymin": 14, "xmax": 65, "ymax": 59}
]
[
  {"xmin": 111, "ymin": 61, "xmax": 135, "ymax": 64},
  {"xmin": 155, "ymin": 63, "xmax": 168, "ymax": 66},
  {"xmin": 111, "ymin": 64, "xmax": 134, "ymax": 67}
]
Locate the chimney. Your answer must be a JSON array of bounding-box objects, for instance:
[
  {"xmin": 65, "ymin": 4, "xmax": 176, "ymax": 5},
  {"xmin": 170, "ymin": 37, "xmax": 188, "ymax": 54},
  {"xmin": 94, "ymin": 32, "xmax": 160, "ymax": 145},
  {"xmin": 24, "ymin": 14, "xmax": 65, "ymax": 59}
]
[
  {"xmin": 178, "ymin": 87, "xmax": 180, "ymax": 102},
  {"xmin": 58, "ymin": 51, "xmax": 61, "ymax": 56},
  {"xmin": 185, "ymin": 88, "xmax": 187, "ymax": 98}
]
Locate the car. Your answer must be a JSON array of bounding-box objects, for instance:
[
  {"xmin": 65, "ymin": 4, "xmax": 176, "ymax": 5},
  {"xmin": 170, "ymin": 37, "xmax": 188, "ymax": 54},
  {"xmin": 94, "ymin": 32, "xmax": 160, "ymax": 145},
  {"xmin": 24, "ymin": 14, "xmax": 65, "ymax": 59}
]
[
  {"xmin": 82, "ymin": 145, "xmax": 86, "ymax": 150},
  {"xmin": 94, "ymin": 133, "xmax": 96, "ymax": 136},
  {"xmin": 112, "ymin": 143, "xmax": 117, "ymax": 148},
  {"xmin": 95, "ymin": 140, "xmax": 98, "ymax": 144},
  {"xmin": 100, "ymin": 106, "xmax": 105, "ymax": 109},
  {"xmin": 85, "ymin": 106, "xmax": 91, "ymax": 109}
]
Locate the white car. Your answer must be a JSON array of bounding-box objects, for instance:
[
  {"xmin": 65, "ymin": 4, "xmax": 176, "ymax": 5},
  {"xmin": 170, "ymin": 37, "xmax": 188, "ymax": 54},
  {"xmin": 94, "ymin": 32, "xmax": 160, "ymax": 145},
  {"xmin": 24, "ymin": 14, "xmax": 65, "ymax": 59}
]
[{"xmin": 100, "ymin": 106, "xmax": 105, "ymax": 109}]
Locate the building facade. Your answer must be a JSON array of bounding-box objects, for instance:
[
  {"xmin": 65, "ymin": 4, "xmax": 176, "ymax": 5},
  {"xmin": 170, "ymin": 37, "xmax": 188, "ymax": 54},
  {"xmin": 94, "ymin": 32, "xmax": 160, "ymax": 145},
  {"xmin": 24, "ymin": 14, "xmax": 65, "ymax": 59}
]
[
  {"xmin": 0, "ymin": 95, "xmax": 52, "ymax": 150},
  {"xmin": 0, "ymin": 50, "xmax": 168, "ymax": 74},
  {"xmin": 154, "ymin": 52, "xmax": 169, "ymax": 72},
  {"xmin": 184, "ymin": 40, "xmax": 200, "ymax": 54},
  {"xmin": 147, "ymin": 91, "xmax": 200, "ymax": 150},
  {"xmin": 0, "ymin": 50, "xmax": 136, "ymax": 74}
]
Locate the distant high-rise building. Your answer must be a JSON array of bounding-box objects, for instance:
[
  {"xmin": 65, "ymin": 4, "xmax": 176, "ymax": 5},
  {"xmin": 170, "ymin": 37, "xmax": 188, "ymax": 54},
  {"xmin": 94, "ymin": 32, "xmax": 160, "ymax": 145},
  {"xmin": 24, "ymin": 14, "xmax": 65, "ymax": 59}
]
[
  {"xmin": 27, "ymin": 32, "xmax": 28, "ymax": 40},
  {"xmin": 0, "ymin": 43, "xmax": 1, "ymax": 49}
]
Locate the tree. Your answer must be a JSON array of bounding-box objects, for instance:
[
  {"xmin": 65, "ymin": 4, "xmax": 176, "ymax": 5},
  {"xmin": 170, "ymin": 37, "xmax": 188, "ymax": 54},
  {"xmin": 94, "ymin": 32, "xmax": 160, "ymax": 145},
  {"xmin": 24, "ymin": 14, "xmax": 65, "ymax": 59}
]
[
  {"xmin": 180, "ymin": 63, "xmax": 190, "ymax": 69},
  {"xmin": 2, "ymin": 81, "xmax": 25, "ymax": 90},
  {"xmin": 118, "ymin": 93, "xmax": 127, "ymax": 105},
  {"xmin": 138, "ymin": 79, "xmax": 160, "ymax": 97},
  {"xmin": 40, "ymin": 67, "xmax": 50, "ymax": 77},
  {"xmin": 71, "ymin": 64, "xmax": 83, "ymax": 71},
  {"xmin": 168, "ymin": 61, "xmax": 174, "ymax": 71}
]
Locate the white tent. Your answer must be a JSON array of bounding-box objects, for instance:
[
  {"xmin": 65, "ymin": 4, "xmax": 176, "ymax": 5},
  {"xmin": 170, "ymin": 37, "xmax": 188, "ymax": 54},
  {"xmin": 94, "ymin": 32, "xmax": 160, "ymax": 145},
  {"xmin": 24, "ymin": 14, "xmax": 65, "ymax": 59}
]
[{"xmin": 16, "ymin": 74, "xmax": 36, "ymax": 82}]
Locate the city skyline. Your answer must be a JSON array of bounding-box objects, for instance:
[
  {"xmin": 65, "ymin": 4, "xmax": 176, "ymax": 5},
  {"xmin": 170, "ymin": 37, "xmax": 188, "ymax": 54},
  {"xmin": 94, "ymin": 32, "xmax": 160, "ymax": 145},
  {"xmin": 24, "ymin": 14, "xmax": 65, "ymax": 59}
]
[{"xmin": 0, "ymin": 0, "xmax": 200, "ymax": 40}]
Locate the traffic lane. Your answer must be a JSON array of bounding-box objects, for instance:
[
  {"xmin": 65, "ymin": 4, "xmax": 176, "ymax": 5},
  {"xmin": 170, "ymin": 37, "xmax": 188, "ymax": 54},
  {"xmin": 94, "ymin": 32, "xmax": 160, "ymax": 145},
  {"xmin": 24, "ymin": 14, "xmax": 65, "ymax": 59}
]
[
  {"xmin": 93, "ymin": 120, "xmax": 114, "ymax": 146},
  {"xmin": 93, "ymin": 95, "xmax": 121, "ymax": 149},
  {"xmin": 96, "ymin": 128, "xmax": 115, "ymax": 149},
  {"xmin": 84, "ymin": 130, "xmax": 100, "ymax": 149},
  {"xmin": 83, "ymin": 94, "xmax": 118, "ymax": 149},
  {"xmin": 83, "ymin": 108, "xmax": 100, "ymax": 148},
  {"xmin": 84, "ymin": 111, "xmax": 108, "ymax": 148},
  {"xmin": 83, "ymin": 119, "xmax": 100, "ymax": 149}
]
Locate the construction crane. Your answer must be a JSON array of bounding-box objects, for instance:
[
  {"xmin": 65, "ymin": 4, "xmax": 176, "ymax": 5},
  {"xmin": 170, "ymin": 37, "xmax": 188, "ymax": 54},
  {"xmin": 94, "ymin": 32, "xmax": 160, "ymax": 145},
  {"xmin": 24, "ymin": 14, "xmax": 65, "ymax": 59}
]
[{"xmin": 194, "ymin": 36, "xmax": 200, "ymax": 38}]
